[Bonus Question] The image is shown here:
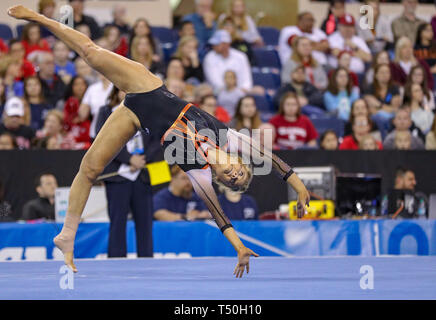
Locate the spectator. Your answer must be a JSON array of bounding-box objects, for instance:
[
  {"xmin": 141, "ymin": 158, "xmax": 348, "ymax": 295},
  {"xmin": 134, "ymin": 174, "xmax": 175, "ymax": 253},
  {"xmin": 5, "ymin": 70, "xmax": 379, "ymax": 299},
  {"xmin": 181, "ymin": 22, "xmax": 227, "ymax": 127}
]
[
  {"xmin": 104, "ymin": 4, "xmax": 131, "ymax": 36},
  {"xmin": 414, "ymin": 23, "xmax": 436, "ymax": 74},
  {"xmin": 0, "ymin": 55, "xmax": 24, "ymax": 100},
  {"xmin": 363, "ymin": 63, "xmax": 402, "ymax": 129},
  {"xmin": 8, "ymin": 39, "xmax": 36, "ymax": 81},
  {"xmin": 183, "ymin": 0, "xmax": 217, "ymax": 46},
  {"xmin": 36, "ymin": 52, "xmax": 67, "ymax": 108},
  {"xmin": 329, "ymin": 50, "xmax": 359, "ymax": 89},
  {"xmin": 23, "ymin": 75, "xmax": 54, "ymax": 131},
  {"xmin": 0, "ymin": 178, "xmax": 14, "ymax": 222},
  {"xmin": 269, "ymin": 92, "xmax": 318, "ymax": 149},
  {"xmin": 359, "ymin": 134, "xmax": 380, "ymax": 150},
  {"xmin": 0, "ymin": 39, "xmax": 8, "ymax": 57},
  {"xmin": 129, "ymin": 18, "xmax": 163, "ymax": 62},
  {"xmin": 218, "ymin": 186, "xmax": 259, "ymax": 220},
  {"xmin": 426, "ymin": 117, "xmax": 436, "ymax": 149},
  {"xmin": 22, "ymin": 173, "xmax": 57, "ymax": 221},
  {"xmin": 393, "ymin": 130, "xmax": 413, "ymax": 150},
  {"xmin": 401, "ymin": 65, "xmax": 435, "ymax": 111},
  {"xmin": 69, "ymin": 0, "xmax": 101, "ymax": 40},
  {"xmin": 255, "ymin": 122, "xmax": 277, "ymax": 150},
  {"xmin": 340, "ymin": 115, "xmax": 382, "ymax": 150},
  {"xmin": 218, "ymin": 16, "xmax": 255, "ymax": 65},
  {"xmin": 364, "ymin": 50, "xmax": 390, "ymax": 90},
  {"xmin": 344, "ymin": 98, "xmax": 379, "ymax": 136},
  {"xmin": 390, "ymin": 36, "xmax": 434, "ymax": 89},
  {"xmin": 219, "ymin": 0, "xmax": 263, "ymax": 47},
  {"xmin": 153, "ymin": 165, "xmax": 210, "ymax": 221},
  {"xmin": 178, "ymin": 21, "xmax": 196, "ymax": 38},
  {"xmin": 74, "ymin": 57, "xmax": 98, "ymax": 85},
  {"xmin": 173, "ymin": 36, "xmax": 204, "ymax": 83},
  {"xmin": 281, "ymin": 36, "xmax": 328, "ymax": 90},
  {"xmin": 63, "ymin": 76, "xmax": 91, "ymax": 149},
  {"xmin": 0, "ymin": 132, "xmax": 17, "ymax": 150},
  {"xmin": 229, "ymin": 95, "xmax": 262, "ymax": 132},
  {"xmin": 35, "ymin": 109, "xmax": 78, "ymax": 149},
  {"xmin": 320, "ymin": 130, "xmax": 339, "ymax": 150},
  {"xmin": 53, "ymin": 40, "xmax": 76, "ymax": 85},
  {"xmin": 20, "ymin": 22, "xmax": 51, "ymax": 61},
  {"xmin": 217, "ymin": 70, "xmax": 245, "ymax": 117},
  {"xmin": 385, "ymin": 107, "xmax": 425, "ymax": 146},
  {"xmin": 387, "ymin": 167, "xmax": 427, "ymax": 219},
  {"xmin": 403, "ymin": 83, "xmax": 435, "ymax": 133},
  {"xmin": 274, "ymin": 64, "xmax": 324, "ymax": 110},
  {"xmin": 165, "ymin": 58, "xmax": 195, "ymax": 100},
  {"xmin": 391, "ymin": 0, "xmax": 425, "ymax": 44},
  {"xmin": 130, "ymin": 36, "xmax": 165, "ymax": 79},
  {"xmin": 324, "ymin": 67, "xmax": 359, "ymax": 121},
  {"xmin": 321, "ymin": 0, "xmax": 346, "ymax": 36},
  {"xmin": 0, "ymin": 77, "xmax": 5, "ymax": 113},
  {"xmin": 76, "ymin": 24, "xmax": 91, "ymax": 39},
  {"xmin": 95, "ymin": 87, "xmax": 158, "ymax": 258},
  {"xmin": 357, "ymin": 0, "xmax": 393, "ymax": 54},
  {"xmin": 0, "ymin": 97, "xmax": 34, "ymax": 149},
  {"xmin": 279, "ymin": 11, "xmax": 329, "ymax": 67},
  {"xmin": 101, "ymin": 25, "xmax": 129, "ymax": 58},
  {"xmin": 328, "ymin": 14, "xmax": 372, "ymax": 75},
  {"xmin": 203, "ymin": 30, "xmax": 253, "ymax": 93},
  {"xmin": 198, "ymin": 94, "xmax": 231, "ymax": 124},
  {"xmin": 38, "ymin": 0, "xmax": 56, "ymax": 41},
  {"xmin": 78, "ymin": 73, "xmax": 113, "ymax": 139}
]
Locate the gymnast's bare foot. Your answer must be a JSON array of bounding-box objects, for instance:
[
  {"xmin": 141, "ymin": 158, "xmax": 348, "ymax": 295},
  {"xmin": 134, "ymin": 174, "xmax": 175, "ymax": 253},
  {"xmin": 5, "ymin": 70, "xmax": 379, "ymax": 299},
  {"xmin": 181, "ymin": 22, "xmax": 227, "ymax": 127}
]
[
  {"xmin": 54, "ymin": 235, "xmax": 78, "ymax": 273},
  {"xmin": 7, "ymin": 5, "xmax": 38, "ymax": 21}
]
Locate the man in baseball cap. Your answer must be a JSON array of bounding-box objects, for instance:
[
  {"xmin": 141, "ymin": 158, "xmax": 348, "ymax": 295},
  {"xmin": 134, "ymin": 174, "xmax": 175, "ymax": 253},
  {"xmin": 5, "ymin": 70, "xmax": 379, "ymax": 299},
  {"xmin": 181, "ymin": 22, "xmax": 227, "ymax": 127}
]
[{"xmin": 0, "ymin": 97, "xmax": 35, "ymax": 149}]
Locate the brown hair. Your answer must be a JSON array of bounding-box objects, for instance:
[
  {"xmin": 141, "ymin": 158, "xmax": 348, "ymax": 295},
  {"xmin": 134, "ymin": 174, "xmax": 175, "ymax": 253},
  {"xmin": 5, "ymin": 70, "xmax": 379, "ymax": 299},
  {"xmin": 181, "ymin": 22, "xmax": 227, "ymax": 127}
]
[
  {"xmin": 232, "ymin": 96, "xmax": 262, "ymax": 131},
  {"xmin": 38, "ymin": 0, "xmax": 55, "ymax": 13},
  {"xmin": 373, "ymin": 63, "xmax": 393, "ymax": 98},
  {"xmin": 0, "ymin": 55, "xmax": 21, "ymax": 78},
  {"xmin": 291, "ymin": 36, "xmax": 317, "ymax": 67},
  {"xmin": 406, "ymin": 65, "xmax": 431, "ymax": 100},
  {"xmin": 327, "ymin": 67, "xmax": 352, "ymax": 95},
  {"xmin": 24, "ymin": 76, "xmax": 45, "ymax": 103},
  {"xmin": 21, "ymin": 23, "xmax": 41, "ymax": 43},
  {"xmin": 130, "ymin": 36, "xmax": 154, "ymax": 67},
  {"xmin": 227, "ymin": 0, "xmax": 249, "ymax": 31},
  {"xmin": 218, "ymin": 16, "xmax": 242, "ymax": 42},
  {"xmin": 278, "ymin": 92, "xmax": 301, "ymax": 117}
]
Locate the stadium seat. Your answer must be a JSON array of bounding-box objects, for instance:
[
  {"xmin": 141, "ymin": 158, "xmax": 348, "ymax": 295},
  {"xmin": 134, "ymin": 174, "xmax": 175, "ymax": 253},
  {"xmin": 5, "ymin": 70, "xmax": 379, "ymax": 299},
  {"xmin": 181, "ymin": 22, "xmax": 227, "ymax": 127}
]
[
  {"xmin": 252, "ymin": 94, "xmax": 274, "ymax": 113},
  {"xmin": 0, "ymin": 23, "xmax": 13, "ymax": 41},
  {"xmin": 161, "ymin": 42, "xmax": 178, "ymax": 64},
  {"xmin": 15, "ymin": 23, "xmax": 25, "ymax": 39},
  {"xmin": 151, "ymin": 26, "xmax": 179, "ymax": 44},
  {"xmin": 258, "ymin": 26, "xmax": 280, "ymax": 48},
  {"xmin": 252, "ymin": 69, "xmax": 281, "ymax": 90},
  {"xmin": 252, "ymin": 48, "xmax": 281, "ymax": 70},
  {"xmin": 301, "ymin": 105, "xmax": 326, "ymax": 118},
  {"xmin": 310, "ymin": 117, "xmax": 345, "ymax": 138}
]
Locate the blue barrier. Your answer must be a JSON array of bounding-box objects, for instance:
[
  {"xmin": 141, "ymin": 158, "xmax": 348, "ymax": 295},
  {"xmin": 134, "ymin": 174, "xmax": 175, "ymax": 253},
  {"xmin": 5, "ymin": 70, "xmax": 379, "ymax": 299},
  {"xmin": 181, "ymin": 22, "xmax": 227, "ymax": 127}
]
[{"xmin": 0, "ymin": 220, "xmax": 435, "ymax": 261}]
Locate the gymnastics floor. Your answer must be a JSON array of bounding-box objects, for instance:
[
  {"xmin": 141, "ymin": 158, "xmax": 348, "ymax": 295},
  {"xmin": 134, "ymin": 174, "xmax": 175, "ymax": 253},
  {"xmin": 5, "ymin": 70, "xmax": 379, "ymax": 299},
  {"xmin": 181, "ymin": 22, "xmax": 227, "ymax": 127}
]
[{"xmin": 0, "ymin": 256, "xmax": 435, "ymax": 300}]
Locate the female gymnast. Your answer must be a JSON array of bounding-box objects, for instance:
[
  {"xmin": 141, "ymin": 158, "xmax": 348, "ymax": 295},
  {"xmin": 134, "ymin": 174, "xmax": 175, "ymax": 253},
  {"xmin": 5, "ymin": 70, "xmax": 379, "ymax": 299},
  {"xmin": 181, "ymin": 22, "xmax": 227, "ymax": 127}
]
[{"xmin": 8, "ymin": 5, "xmax": 310, "ymax": 278}]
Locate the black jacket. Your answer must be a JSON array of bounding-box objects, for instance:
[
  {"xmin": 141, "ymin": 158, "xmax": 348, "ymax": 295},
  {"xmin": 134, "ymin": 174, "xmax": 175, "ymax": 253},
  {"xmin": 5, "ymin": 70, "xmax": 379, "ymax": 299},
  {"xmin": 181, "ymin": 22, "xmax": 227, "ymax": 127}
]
[
  {"xmin": 273, "ymin": 82, "xmax": 325, "ymax": 110},
  {"xmin": 95, "ymin": 105, "xmax": 164, "ymax": 184}
]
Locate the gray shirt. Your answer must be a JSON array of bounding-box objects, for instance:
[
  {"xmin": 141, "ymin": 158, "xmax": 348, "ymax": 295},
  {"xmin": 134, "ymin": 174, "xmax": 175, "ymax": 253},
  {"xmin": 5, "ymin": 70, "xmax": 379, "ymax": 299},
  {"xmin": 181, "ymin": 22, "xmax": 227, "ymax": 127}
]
[{"xmin": 383, "ymin": 130, "xmax": 425, "ymax": 150}]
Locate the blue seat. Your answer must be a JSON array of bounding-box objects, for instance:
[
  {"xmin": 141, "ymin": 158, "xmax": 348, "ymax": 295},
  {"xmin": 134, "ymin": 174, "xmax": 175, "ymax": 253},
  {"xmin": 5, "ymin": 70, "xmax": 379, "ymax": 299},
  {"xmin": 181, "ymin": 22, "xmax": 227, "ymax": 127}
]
[
  {"xmin": 161, "ymin": 42, "xmax": 178, "ymax": 64},
  {"xmin": 15, "ymin": 24, "xmax": 26, "ymax": 39},
  {"xmin": 151, "ymin": 26, "xmax": 179, "ymax": 44},
  {"xmin": 252, "ymin": 94, "xmax": 274, "ymax": 112},
  {"xmin": 301, "ymin": 105, "xmax": 326, "ymax": 118},
  {"xmin": 310, "ymin": 117, "xmax": 345, "ymax": 138},
  {"xmin": 252, "ymin": 48, "xmax": 281, "ymax": 70},
  {"xmin": 252, "ymin": 70, "xmax": 281, "ymax": 90},
  {"xmin": 0, "ymin": 24, "xmax": 13, "ymax": 41},
  {"xmin": 258, "ymin": 26, "xmax": 280, "ymax": 48}
]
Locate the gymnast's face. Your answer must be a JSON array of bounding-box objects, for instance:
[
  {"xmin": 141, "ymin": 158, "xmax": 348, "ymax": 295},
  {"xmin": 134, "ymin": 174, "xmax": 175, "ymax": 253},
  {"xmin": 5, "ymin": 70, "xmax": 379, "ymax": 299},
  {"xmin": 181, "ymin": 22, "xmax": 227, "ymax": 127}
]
[{"xmin": 214, "ymin": 161, "xmax": 250, "ymax": 192}]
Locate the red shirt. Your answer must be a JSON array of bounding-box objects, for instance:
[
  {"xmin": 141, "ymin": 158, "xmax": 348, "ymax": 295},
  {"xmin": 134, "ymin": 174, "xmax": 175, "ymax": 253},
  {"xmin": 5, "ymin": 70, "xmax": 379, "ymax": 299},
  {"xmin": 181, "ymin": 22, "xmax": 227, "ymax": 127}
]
[
  {"xmin": 269, "ymin": 114, "xmax": 318, "ymax": 150},
  {"xmin": 0, "ymin": 38, "xmax": 8, "ymax": 54},
  {"xmin": 22, "ymin": 39, "xmax": 52, "ymax": 60},
  {"xmin": 339, "ymin": 135, "xmax": 383, "ymax": 150},
  {"xmin": 64, "ymin": 97, "xmax": 91, "ymax": 148},
  {"xmin": 114, "ymin": 36, "xmax": 129, "ymax": 57}
]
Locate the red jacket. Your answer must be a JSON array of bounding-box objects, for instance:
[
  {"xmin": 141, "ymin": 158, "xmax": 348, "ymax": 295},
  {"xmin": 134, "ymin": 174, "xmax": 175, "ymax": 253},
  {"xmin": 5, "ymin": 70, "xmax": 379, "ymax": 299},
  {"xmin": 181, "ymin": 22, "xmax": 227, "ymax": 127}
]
[
  {"xmin": 390, "ymin": 59, "xmax": 434, "ymax": 90},
  {"xmin": 339, "ymin": 135, "xmax": 383, "ymax": 150},
  {"xmin": 64, "ymin": 97, "xmax": 91, "ymax": 148}
]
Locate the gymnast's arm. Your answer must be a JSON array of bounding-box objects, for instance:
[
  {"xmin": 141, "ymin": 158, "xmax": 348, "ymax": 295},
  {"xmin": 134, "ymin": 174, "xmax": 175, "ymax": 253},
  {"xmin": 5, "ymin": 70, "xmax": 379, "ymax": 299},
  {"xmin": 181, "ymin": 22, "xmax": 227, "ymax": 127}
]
[{"xmin": 227, "ymin": 129, "xmax": 310, "ymax": 217}]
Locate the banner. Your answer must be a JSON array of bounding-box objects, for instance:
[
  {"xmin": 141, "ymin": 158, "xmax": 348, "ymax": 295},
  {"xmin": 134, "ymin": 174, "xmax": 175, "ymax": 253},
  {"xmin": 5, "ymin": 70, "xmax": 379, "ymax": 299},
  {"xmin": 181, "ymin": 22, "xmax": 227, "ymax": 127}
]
[{"xmin": 0, "ymin": 220, "xmax": 435, "ymax": 261}]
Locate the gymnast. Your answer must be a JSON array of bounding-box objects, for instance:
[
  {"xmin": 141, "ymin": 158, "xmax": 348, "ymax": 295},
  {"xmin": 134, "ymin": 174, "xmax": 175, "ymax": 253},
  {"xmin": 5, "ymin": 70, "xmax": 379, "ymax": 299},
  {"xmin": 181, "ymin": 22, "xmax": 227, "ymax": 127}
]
[{"xmin": 8, "ymin": 5, "xmax": 310, "ymax": 278}]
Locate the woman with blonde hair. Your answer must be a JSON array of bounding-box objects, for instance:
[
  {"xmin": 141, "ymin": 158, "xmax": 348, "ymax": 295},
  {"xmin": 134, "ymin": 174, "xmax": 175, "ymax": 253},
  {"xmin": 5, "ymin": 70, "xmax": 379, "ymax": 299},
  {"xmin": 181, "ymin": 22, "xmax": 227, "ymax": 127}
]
[
  {"xmin": 390, "ymin": 36, "xmax": 433, "ymax": 89},
  {"xmin": 172, "ymin": 36, "xmax": 204, "ymax": 82},
  {"xmin": 130, "ymin": 36, "xmax": 165, "ymax": 79},
  {"xmin": 35, "ymin": 109, "xmax": 77, "ymax": 149},
  {"xmin": 219, "ymin": 0, "xmax": 263, "ymax": 46}
]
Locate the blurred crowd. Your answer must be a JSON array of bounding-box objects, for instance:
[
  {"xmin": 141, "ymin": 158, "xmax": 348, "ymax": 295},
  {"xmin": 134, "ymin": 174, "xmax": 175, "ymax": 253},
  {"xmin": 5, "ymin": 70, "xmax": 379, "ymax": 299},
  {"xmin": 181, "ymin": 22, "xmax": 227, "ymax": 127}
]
[{"xmin": 0, "ymin": 0, "xmax": 436, "ymax": 154}]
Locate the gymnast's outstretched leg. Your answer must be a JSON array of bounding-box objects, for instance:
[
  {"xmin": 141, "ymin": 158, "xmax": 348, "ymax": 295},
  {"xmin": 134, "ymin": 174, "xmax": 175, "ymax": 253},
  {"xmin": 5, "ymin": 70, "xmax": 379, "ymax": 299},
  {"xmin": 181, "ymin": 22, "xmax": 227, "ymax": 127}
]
[{"xmin": 7, "ymin": 5, "xmax": 163, "ymax": 271}]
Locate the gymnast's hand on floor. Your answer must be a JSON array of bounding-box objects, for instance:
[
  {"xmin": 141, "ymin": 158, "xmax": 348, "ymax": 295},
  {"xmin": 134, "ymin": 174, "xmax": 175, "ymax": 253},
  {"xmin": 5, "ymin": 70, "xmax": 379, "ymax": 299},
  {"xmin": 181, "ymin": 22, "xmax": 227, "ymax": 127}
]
[
  {"xmin": 297, "ymin": 189, "xmax": 310, "ymax": 219},
  {"xmin": 233, "ymin": 247, "xmax": 259, "ymax": 278}
]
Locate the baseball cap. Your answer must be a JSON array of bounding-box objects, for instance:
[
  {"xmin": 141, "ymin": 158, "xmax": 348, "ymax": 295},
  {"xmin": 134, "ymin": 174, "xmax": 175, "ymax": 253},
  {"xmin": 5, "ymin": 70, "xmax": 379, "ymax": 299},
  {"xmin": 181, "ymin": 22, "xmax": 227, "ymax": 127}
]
[
  {"xmin": 4, "ymin": 97, "xmax": 24, "ymax": 117},
  {"xmin": 338, "ymin": 14, "xmax": 355, "ymax": 27},
  {"xmin": 208, "ymin": 30, "xmax": 232, "ymax": 46}
]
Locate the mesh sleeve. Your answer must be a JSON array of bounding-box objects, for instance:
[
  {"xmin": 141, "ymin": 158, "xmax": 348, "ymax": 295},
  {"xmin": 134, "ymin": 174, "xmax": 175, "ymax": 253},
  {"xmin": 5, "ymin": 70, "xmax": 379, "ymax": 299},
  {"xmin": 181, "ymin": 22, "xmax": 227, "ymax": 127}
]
[{"xmin": 186, "ymin": 168, "xmax": 233, "ymax": 232}]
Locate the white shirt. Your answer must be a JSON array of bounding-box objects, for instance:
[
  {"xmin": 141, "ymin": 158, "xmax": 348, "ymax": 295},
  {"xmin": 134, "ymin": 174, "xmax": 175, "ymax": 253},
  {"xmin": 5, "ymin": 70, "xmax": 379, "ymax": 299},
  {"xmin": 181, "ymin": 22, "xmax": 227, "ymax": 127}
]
[
  {"xmin": 278, "ymin": 26, "xmax": 328, "ymax": 66},
  {"xmin": 203, "ymin": 48, "xmax": 253, "ymax": 93},
  {"xmin": 82, "ymin": 81, "xmax": 114, "ymax": 138},
  {"xmin": 328, "ymin": 31, "xmax": 371, "ymax": 74}
]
